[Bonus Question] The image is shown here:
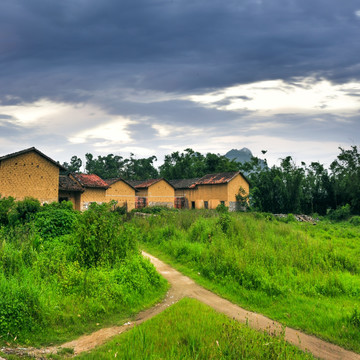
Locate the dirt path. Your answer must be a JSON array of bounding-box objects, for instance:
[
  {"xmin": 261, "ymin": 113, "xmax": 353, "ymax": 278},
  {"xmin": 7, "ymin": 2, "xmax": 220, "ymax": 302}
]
[{"xmin": 2, "ymin": 251, "xmax": 360, "ymax": 360}]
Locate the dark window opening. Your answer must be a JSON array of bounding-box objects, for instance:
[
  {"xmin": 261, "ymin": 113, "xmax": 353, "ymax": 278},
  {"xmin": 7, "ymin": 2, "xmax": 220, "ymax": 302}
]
[
  {"xmin": 204, "ymin": 201, "xmax": 208, "ymax": 209},
  {"xmin": 175, "ymin": 197, "xmax": 185, "ymax": 209},
  {"xmin": 220, "ymin": 201, "xmax": 225, "ymax": 205},
  {"xmin": 191, "ymin": 201, "xmax": 195, "ymax": 209},
  {"xmin": 135, "ymin": 197, "xmax": 147, "ymax": 209}
]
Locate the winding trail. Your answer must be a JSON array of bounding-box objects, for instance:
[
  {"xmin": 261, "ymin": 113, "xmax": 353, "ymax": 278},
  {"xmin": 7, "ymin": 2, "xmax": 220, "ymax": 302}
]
[{"xmin": 2, "ymin": 251, "xmax": 360, "ymax": 360}]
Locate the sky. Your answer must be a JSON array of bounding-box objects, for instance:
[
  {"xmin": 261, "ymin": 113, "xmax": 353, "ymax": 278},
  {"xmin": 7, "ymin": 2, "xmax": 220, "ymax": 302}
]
[{"xmin": 1, "ymin": 0, "xmax": 360, "ymax": 169}]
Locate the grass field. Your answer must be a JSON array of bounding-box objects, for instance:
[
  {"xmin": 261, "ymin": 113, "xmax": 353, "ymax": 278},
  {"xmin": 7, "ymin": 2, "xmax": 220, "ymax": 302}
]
[
  {"xmin": 137, "ymin": 210, "xmax": 360, "ymax": 353},
  {"xmin": 0, "ymin": 201, "xmax": 168, "ymax": 347},
  {"xmin": 75, "ymin": 297, "xmax": 315, "ymax": 360}
]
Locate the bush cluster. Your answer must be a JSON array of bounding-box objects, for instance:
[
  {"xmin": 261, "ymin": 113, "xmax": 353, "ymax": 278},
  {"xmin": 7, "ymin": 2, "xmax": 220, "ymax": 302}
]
[{"xmin": 0, "ymin": 201, "xmax": 166, "ymax": 344}]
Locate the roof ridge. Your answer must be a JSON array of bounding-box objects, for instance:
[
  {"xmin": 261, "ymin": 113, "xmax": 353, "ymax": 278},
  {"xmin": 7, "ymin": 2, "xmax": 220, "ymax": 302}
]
[{"xmin": 0, "ymin": 147, "xmax": 67, "ymax": 171}]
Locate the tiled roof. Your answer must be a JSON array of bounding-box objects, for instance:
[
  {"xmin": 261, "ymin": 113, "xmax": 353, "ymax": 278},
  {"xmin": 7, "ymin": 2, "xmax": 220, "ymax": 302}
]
[
  {"xmin": 127, "ymin": 178, "xmax": 161, "ymax": 188},
  {"xmin": 0, "ymin": 147, "xmax": 67, "ymax": 171},
  {"xmin": 128, "ymin": 178, "xmax": 174, "ymax": 189},
  {"xmin": 169, "ymin": 178, "xmax": 200, "ymax": 189},
  {"xmin": 104, "ymin": 177, "xmax": 136, "ymax": 190},
  {"xmin": 189, "ymin": 171, "xmax": 244, "ymax": 188},
  {"xmin": 59, "ymin": 175, "xmax": 84, "ymax": 192},
  {"xmin": 71, "ymin": 173, "xmax": 109, "ymax": 189}
]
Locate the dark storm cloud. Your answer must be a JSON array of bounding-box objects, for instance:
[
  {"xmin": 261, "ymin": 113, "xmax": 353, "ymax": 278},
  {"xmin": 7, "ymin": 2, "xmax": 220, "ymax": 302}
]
[
  {"xmin": 1, "ymin": 0, "xmax": 360, "ymax": 103},
  {"xmin": 99, "ymin": 98, "xmax": 247, "ymax": 127}
]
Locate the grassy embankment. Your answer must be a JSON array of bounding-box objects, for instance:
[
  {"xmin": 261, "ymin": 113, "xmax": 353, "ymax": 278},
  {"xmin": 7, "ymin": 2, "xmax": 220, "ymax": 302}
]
[
  {"xmin": 76, "ymin": 297, "xmax": 315, "ymax": 360},
  {"xmin": 137, "ymin": 209, "xmax": 360, "ymax": 353},
  {"xmin": 0, "ymin": 200, "xmax": 168, "ymax": 347}
]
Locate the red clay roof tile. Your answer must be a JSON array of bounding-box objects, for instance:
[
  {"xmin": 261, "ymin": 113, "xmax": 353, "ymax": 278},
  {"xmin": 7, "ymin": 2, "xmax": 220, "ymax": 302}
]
[
  {"xmin": 59, "ymin": 175, "xmax": 84, "ymax": 192},
  {"xmin": 189, "ymin": 171, "xmax": 243, "ymax": 188},
  {"xmin": 72, "ymin": 173, "xmax": 109, "ymax": 189}
]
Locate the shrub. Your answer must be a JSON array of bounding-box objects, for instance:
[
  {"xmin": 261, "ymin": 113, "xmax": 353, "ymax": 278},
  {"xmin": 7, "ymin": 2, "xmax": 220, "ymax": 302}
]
[
  {"xmin": 327, "ymin": 204, "xmax": 351, "ymax": 221},
  {"xmin": 217, "ymin": 213, "xmax": 231, "ymax": 232},
  {"xmin": 349, "ymin": 216, "xmax": 360, "ymax": 226},
  {"xmin": 73, "ymin": 203, "xmax": 137, "ymax": 267},
  {"xmin": 8, "ymin": 197, "xmax": 41, "ymax": 225},
  {"xmin": 42, "ymin": 201, "xmax": 74, "ymax": 211},
  {"xmin": 216, "ymin": 203, "xmax": 229, "ymax": 214},
  {"xmin": 133, "ymin": 206, "xmax": 174, "ymax": 214},
  {"xmin": 34, "ymin": 207, "xmax": 78, "ymax": 240},
  {"xmin": 0, "ymin": 275, "xmax": 45, "ymax": 337},
  {"xmin": 349, "ymin": 308, "xmax": 360, "ymax": 328},
  {"xmin": 0, "ymin": 195, "xmax": 15, "ymax": 226},
  {"xmin": 278, "ymin": 213, "xmax": 297, "ymax": 223},
  {"xmin": 112, "ymin": 204, "xmax": 127, "ymax": 215}
]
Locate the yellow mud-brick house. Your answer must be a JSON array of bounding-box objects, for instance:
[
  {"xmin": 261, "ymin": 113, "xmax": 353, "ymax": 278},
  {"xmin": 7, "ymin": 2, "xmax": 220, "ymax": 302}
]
[
  {"xmin": 169, "ymin": 178, "xmax": 199, "ymax": 209},
  {"xmin": 70, "ymin": 173, "xmax": 109, "ymax": 211},
  {"xmin": 187, "ymin": 171, "xmax": 249, "ymax": 211},
  {"xmin": 59, "ymin": 174, "xmax": 85, "ymax": 210},
  {"xmin": 128, "ymin": 178, "xmax": 175, "ymax": 208},
  {"xmin": 0, "ymin": 147, "xmax": 66, "ymax": 204},
  {"xmin": 104, "ymin": 178, "xmax": 136, "ymax": 211}
]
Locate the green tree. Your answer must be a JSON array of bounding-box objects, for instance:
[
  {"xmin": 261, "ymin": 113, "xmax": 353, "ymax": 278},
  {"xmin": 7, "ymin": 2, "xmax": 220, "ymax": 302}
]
[
  {"xmin": 123, "ymin": 154, "xmax": 158, "ymax": 180},
  {"xmin": 62, "ymin": 155, "xmax": 82, "ymax": 173},
  {"xmin": 85, "ymin": 153, "xmax": 125, "ymax": 179},
  {"xmin": 159, "ymin": 149, "xmax": 205, "ymax": 179},
  {"xmin": 330, "ymin": 146, "xmax": 360, "ymax": 214},
  {"xmin": 159, "ymin": 148, "xmax": 239, "ymax": 180},
  {"xmin": 301, "ymin": 162, "xmax": 334, "ymax": 215}
]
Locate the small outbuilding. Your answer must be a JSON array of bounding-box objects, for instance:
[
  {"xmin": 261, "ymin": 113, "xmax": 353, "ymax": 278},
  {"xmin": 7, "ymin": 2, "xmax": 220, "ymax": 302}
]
[
  {"xmin": 59, "ymin": 174, "xmax": 84, "ymax": 210},
  {"xmin": 128, "ymin": 178, "xmax": 175, "ymax": 208},
  {"xmin": 70, "ymin": 173, "xmax": 109, "ymax": 211}
]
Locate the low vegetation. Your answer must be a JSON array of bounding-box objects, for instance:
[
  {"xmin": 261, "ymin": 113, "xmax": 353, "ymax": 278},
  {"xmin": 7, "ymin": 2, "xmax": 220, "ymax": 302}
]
[
  {"xmin": 0, "ymin": 198, "xmax": 167, "ymax": 346},
  {"xmin": 138, "ymin": 209, "xmax": 360, "ymax": 352},
  {"xmin": 1, "ymin": 194, "xmax": 359, "ymax": 357},
  {"xmin": 76, "ymin": 298, "xmax": 314, "ymax": 360}
]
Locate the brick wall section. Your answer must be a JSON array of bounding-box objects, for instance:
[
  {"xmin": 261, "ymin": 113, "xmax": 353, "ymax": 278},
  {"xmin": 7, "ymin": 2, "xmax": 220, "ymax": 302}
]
[
  {"xmin": 0, "ymin": 151, "xmax": 59, "ymax": 203},
  {"xmin": 134, "ymin": 180, "xmax": 175, "ymax": 208},
  {"xmin": 147, "ymin": 180, "xmax": 175, "ymax": 207},
  {"xmin": 79, "ymin": 188, "xmax": 107, "ymax": 211},
  {"xmin": 106, "ymin": 180, "xmax": 136, "ymax": 211},
  {"xmin": 187, "ymin": 183, "xmax": 228, "ymax": 209}
]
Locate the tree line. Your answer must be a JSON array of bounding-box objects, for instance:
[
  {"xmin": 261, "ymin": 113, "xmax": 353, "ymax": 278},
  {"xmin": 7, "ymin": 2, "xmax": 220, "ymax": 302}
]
[{"xmin": 62, "ymin": 146, "xmax": 360, "ymax": 216}]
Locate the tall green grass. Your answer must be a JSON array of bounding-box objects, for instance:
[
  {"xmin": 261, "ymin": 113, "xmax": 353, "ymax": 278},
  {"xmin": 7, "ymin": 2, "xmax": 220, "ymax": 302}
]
[
  {"xmin": 0, "ymin": 201, "xmax": 168, "ymax": 346},
  {"xmin": 137, "ymin": 210, "xmax": 360, "ymax": 352},
  {"xmin": 76, "ymin": 297, "xmax": 314, "ymax": 360}
]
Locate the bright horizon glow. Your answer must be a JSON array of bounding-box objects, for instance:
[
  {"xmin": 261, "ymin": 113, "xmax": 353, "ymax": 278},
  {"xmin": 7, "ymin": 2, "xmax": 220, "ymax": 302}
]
[{"xmin": 188, "ymin": 78, "xmax": 360, "ymax": 116}]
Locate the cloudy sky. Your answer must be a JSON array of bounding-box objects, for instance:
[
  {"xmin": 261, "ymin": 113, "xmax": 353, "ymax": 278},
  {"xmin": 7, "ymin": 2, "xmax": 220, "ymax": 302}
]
[{"xmin": 1, "ymin": 0, "xmax": 360, "ymax": 169}]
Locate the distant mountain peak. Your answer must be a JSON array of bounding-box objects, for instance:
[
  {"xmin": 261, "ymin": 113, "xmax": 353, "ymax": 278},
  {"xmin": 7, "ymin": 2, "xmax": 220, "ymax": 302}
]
[
  {"xmin": 225, "ymin": 148, "xmax": 253, "ymax": 162},
  {"xmin": 224, "ymin": 148, "xmax": 266, "ymax": 170}
]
